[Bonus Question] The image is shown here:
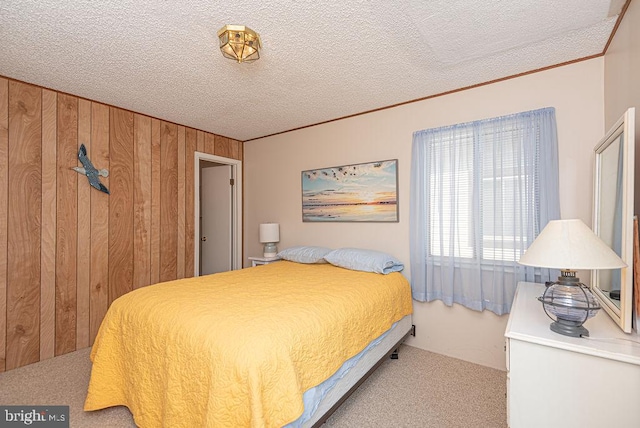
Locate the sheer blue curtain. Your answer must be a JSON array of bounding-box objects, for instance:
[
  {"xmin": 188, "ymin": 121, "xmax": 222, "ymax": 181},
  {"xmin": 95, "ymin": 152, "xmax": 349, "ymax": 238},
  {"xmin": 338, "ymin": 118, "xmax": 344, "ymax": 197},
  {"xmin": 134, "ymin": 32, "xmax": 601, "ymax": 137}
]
[{"xmin": 409, "ymin": 107, "xmax": 560, "ymax": 315}]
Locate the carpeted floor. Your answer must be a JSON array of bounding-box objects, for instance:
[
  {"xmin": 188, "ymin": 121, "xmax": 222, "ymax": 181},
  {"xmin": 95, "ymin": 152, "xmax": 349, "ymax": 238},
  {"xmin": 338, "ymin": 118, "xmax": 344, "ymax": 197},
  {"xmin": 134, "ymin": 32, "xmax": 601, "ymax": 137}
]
[{"xmin": 0, "ymin": 345, "xmax": 506, "ymax": 427}]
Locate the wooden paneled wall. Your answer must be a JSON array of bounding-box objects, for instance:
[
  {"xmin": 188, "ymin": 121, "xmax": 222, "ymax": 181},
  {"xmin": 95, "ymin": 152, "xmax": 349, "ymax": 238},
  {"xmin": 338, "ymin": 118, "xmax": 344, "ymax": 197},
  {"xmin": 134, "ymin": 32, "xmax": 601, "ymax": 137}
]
[{"xmin": 0, "ymin": 78, "xmax": 243, "ymax": 371}]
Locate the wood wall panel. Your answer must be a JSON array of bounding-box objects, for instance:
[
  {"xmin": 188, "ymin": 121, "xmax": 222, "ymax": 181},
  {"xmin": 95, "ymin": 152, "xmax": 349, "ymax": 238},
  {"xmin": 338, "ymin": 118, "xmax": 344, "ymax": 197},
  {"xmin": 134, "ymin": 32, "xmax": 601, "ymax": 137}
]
[
  {"xmin": 89, "ymin": 103, "xmax": 109, "ymax": 343},
  {"xmin": 197, "ymin": 130, "xmax": 204, "ymax": 153},
  {"xmin": 228, "ymin": 139, "xmax": 240, "ymax": 160},
  {"xmin": 76, "ymin": 99, "xmax": 91, "ymax": 349},
  {"xmin": 0, "ymin": 78, "xmax": 243, "ymax": 370},
  {"xmin": 40, "ymin": 89, "xmax": 56, "ymax": 361},
  {"xmin": 229, "ymin": 140, "xmax": 242, "ymax": 160},
  {"xmin": 214, "ymin": 135, "xmax": 231, "ymax": 158},
  {"xmin": 204, "ymin": 133, "xmax": 215, "ymax": 154},
  {"xmin": 109, "ymin": 108, "xmax": 134, "ymax": 303},
  {"xmin": 133, "ymin": 114, "xmax": 151, "ymax": 289},
  {"xmin": 184, "ymin": 128, "xmax": 196, "ymax": 278},
  {"xmin": 55, "ymin": 93, "xmax": 78, "ymax": 356},
  {"xmin": 0, "ymin": 78, "xmax": 8, "ymax": 372},
  {"xmin": 150, "ymin": 119, "xmax": 161, "ymax": 285},
  {"xmin": 177, "ymin": 126, "xmax": 185, "ymax": 279},
  {"xmin": 160, "ymin": 122, "xmax": 178, "ymax": 282},
  {"xmin": 151, "ymin": 119, "xmax": 161, "ymax": 284},
  {"xmin": 7, "ymin": 81, "xmax": 42, "ymax": 369}
]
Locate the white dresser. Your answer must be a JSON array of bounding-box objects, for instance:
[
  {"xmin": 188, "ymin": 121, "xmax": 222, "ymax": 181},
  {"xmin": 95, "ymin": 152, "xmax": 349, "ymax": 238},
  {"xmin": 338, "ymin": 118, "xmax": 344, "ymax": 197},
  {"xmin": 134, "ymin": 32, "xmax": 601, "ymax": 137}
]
[{"xmin": 505, "ymin": 282, "xmax": 640, "ymax": 428}]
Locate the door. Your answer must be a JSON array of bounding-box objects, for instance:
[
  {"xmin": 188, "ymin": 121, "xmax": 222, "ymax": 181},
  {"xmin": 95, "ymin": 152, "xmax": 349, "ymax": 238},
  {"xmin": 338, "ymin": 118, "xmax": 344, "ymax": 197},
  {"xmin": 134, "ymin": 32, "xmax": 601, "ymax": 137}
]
[
  {"xmin": 194, "ymin": 151, "xmax": 242, "ymax": 276},
  {"xmin": 200, "ymin": 162, "xmax": 232, "ymax": 275}
]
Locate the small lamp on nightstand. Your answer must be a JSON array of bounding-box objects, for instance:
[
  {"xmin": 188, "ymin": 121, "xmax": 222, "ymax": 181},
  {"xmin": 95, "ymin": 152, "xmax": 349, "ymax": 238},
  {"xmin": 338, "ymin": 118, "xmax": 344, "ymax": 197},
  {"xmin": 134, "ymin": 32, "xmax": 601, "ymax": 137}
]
[
  {"xmin": 259, "ymin": 223, "xmax": 280, "ymax": 258},
  {"xmin": 518, "ymin": 219, "xmax": 626, "ymax": 337}
]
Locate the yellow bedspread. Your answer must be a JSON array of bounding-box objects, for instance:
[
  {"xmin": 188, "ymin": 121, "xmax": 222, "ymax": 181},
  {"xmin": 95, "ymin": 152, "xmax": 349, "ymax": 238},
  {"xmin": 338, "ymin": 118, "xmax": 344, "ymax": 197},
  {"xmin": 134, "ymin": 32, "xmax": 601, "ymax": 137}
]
[{"xmin": 84, "ymin": 261, "xmax": 413, "ymax": 427}]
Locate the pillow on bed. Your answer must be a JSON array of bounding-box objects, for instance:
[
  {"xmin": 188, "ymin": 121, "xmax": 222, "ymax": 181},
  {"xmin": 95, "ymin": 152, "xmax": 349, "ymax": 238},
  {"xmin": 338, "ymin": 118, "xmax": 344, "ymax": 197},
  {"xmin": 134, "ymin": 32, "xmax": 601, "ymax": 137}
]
[
  {"xmin": 323, "ymin": 248, "xmax": 404, "ymax": 274},
  {"xmin": 277, "ymin": 246, "xmax": 332, "ymax": 264}
]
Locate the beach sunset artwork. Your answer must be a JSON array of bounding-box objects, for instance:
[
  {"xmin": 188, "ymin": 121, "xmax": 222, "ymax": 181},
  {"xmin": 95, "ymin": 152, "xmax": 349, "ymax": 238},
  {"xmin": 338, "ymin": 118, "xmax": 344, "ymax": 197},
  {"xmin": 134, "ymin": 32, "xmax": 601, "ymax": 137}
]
[{"xmin": 302, "ymin": 159, "xmax": 398, "ymax": 222}]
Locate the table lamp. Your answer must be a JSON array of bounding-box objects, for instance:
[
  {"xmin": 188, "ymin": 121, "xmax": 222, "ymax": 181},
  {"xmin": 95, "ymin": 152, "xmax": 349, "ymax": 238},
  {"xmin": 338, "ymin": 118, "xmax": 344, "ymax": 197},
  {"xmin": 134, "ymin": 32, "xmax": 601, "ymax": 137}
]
[
  {"xmin": 259, "ymin": 223, "xmax": 280, "ymax": 258},
  {"xmin": 518, "ymin": 219, "xmax": 626, "ymax": 337}
]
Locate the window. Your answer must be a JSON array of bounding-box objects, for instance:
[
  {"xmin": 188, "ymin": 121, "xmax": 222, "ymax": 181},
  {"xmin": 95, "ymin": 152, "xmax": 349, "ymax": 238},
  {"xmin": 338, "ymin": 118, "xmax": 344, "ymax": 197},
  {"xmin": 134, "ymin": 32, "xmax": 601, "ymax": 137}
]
[
  {"xmin": 410, "ymin": 108, "xmax": 560, "ymax": 315},
  {"xmin": 429, "ymin": 124, "xmax": 536, "ymax": 262}
]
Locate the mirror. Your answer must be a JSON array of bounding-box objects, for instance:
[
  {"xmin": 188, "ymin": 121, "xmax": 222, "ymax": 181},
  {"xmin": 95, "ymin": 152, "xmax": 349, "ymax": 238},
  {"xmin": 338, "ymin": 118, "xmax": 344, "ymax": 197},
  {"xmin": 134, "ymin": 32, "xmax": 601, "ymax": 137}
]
[{"xmin": 592, "ymin": 107, "xmax": 635, "ymax": 333}]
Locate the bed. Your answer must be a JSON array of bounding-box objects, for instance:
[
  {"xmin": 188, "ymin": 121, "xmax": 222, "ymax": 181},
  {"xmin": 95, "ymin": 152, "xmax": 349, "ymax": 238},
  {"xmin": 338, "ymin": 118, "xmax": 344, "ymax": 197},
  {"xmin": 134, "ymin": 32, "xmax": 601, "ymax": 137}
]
[{"xmin": 84, "ymin": 260, "xmax": 413, "ymax": 427}]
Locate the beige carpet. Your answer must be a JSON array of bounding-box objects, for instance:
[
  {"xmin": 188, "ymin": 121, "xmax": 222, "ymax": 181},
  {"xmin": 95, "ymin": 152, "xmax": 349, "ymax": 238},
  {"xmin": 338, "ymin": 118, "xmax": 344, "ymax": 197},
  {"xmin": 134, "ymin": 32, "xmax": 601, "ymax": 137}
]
[{"xmin": 0, "ymin": 345, "xmax": 506, "ymax": 427}]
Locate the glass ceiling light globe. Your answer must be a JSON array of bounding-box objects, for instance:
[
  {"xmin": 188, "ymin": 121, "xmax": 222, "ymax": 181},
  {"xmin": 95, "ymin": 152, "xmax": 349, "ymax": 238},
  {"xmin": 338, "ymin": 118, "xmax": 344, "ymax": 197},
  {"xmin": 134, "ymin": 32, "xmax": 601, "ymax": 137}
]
[{"xmin": 217, "ymin": 25, "xmax": 261, "ymax": 63}]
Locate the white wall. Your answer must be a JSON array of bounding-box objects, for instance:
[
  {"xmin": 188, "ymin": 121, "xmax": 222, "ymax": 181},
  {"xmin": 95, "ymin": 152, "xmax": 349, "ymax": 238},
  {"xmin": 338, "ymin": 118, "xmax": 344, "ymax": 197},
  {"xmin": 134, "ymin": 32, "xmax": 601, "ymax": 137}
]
[
  {"xmin": 604, "ymin": 0, "xmax": 640, "ymax": 215},
  {"xmin": 244, "ymin": 58, "xmax": 604, "ymax": 370}
]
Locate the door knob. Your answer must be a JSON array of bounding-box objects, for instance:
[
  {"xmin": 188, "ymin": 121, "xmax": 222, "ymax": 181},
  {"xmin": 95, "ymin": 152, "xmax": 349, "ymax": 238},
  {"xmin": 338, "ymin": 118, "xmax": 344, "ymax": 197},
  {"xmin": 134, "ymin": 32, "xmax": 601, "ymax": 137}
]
[{"xmin": 201, "ymin": 236, "xmax": 207, "ymax": 241}]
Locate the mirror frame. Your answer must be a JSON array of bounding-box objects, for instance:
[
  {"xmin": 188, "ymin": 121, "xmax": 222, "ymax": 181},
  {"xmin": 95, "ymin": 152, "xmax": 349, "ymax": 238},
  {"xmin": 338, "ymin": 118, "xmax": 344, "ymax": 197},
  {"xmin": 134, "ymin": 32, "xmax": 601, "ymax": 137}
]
[{"xmin": 592, "ymin": 107, "xmax": 635, "ymax": 333}]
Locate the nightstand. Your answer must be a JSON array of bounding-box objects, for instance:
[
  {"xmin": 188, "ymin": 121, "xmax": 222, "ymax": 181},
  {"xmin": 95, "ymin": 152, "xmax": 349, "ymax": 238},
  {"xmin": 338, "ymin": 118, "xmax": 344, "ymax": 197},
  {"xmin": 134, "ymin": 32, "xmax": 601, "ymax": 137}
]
[{"xmin": 248, "ymin": 256, "xmax": 281, "ymax": 267}]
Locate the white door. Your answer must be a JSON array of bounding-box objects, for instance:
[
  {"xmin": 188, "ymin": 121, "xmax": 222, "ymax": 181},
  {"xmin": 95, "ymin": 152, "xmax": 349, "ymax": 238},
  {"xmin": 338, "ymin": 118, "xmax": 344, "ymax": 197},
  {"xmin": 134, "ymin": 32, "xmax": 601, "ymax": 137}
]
[{"xmin": 200, "ymin": 163, "xmax": 232, "ymax": 275}]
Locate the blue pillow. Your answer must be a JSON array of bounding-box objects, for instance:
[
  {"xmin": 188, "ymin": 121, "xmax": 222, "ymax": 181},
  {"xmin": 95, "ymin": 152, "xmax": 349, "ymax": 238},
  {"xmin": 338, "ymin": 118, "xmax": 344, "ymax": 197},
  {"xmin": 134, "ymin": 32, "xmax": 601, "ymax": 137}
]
[
  {"xmin": 323, "ymin": 248, "xmax": 404, "ymax": 274},
  {"xmin": 277, "ymin": 246, "xmax": 332, "ymax": 264}
]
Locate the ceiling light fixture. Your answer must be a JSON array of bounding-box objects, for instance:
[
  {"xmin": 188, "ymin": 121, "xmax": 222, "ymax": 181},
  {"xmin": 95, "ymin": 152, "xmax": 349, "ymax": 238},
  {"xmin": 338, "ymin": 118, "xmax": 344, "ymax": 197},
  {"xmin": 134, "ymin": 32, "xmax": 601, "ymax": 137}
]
[{"xmin": 217, "ymin": 25, "xmax": 261, "ymax": 63}]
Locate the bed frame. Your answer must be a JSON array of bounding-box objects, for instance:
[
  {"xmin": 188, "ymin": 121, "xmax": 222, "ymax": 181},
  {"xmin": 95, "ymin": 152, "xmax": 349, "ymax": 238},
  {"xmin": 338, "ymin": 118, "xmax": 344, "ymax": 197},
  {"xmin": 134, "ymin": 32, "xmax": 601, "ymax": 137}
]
[{"xmin": 306, "ymin": 316, "xmax": 414, "ymax": 427}]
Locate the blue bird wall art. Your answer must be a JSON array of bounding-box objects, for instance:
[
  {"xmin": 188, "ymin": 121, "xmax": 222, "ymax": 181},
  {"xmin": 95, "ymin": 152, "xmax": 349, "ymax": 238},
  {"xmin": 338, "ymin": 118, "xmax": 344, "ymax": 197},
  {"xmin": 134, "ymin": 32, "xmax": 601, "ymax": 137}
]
[{"xmin": 72, "ymin": 144, "xmax": 110, "ymax": 194}]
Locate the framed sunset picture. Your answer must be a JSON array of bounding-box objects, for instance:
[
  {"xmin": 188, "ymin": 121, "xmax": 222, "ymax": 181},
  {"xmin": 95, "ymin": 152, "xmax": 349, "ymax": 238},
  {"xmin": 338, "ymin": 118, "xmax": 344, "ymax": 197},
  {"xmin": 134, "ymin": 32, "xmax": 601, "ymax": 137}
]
[{"xmin": 302, "ymin": 159, "xmax": 399, "ymax": 222}]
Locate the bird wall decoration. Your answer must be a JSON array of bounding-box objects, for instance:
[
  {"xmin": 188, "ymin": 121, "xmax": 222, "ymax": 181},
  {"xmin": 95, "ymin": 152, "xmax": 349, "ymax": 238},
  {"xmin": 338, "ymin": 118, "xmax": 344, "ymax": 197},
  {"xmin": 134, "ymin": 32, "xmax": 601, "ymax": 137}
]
[{"xmin": 72, "ymin": 144, "xmax": 110, "ymax": 194}]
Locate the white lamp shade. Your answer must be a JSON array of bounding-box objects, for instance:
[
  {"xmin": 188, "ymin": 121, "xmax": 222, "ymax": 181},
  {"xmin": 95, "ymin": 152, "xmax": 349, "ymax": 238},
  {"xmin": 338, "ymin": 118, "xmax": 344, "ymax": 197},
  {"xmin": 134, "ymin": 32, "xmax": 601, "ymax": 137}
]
[
  {"xmin": 259, "ymin": 223, "xmax": 280, "ymax": 243},
  {"xmin": 518, "ymin": 219, "xmax": 626, "ymax": 270}
]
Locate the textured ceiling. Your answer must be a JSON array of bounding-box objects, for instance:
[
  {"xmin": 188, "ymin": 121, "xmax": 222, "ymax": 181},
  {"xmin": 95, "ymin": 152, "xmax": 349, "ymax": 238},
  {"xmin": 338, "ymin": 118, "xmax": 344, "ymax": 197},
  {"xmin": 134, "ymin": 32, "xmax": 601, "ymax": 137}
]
[{"xmin": 0, "ymin": 0, "xmax": 626, "ymax": 141}]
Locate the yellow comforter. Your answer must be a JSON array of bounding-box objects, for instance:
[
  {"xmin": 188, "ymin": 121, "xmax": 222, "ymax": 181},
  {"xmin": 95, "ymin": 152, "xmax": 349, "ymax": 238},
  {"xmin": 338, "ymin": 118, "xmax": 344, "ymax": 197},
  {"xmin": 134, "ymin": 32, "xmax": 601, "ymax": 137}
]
[{"xmin": 84, "ymin": 261, "xmax": 413, "ymax": 427}]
